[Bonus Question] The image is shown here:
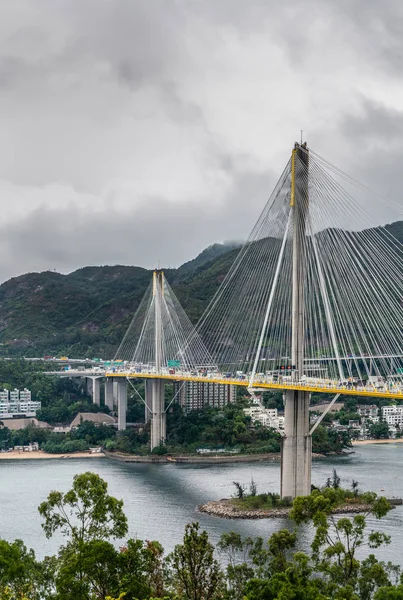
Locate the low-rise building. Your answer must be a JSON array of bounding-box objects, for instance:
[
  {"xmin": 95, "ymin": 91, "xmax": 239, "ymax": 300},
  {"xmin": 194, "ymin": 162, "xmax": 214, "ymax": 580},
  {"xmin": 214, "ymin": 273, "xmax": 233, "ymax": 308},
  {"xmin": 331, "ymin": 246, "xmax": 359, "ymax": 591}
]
[
  {"xmin": 382, "ymin": 405, "xmax": 403, "ymax": 426},
  {"xmin": 0, "ymin": 388, "xmax": 40, "ymax": 418},
  {"xmin": 13, "ymin": 442, "xmax": 39, "ymax": 452},
  {"xmin": 243, "ymin": 406, "xmax": 285, "ymax": 430},
  {"xmin": 356, "ymin": 404, "xmax": 378, "ymax": 421}
]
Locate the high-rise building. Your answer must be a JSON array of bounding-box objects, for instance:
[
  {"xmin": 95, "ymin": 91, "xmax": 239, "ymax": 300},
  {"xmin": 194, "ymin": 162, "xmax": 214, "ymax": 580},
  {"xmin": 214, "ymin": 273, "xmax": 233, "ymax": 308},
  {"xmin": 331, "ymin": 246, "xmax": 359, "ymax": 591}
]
[{"xmin": 174, "ymin": 381, "xmax": 236, "ymax": 412}]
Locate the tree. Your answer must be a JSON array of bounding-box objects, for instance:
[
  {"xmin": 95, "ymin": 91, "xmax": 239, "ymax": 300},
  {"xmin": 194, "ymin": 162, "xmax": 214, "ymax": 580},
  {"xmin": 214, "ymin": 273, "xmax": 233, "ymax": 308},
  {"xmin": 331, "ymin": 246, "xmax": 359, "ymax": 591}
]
[
  {"xmin": 332, "ymin": 468, "xmax": 341, "ymax": 489},
  {"xmin": 369, "ymin": 422, "xmax": 390, "ymax": 439},
  {"xmin": 54, "ymin": 539, "xmax": 120, "ymax": 600},
  {"xmin": 232, "ymin": 481, "xmax": 246, "ymax": 499},
  {"xmin": 249, "ymin": 478, "xmax": 257, "ymax": 497},
  {"xmin": 0, "ymin": 538, "xmax": 55, "ymax": 600},
  {"xmin": 218, "ymin": 532, "xmax": 255, "ymax": 600},
  {"xmin": 169, "ymin": 522, "xmax": 223, "ymax": 600},
  {"xmin": 375, "ymin": 584, "xmax": 403, "ymax": 599},
  {"xmin": 118, "ymin": 539, "xmax": 166, "ymax": 600},
  {"xmin": 290, "ymin": 488, "xmax": 396, "ymax": 597},
  {"xmin": 38, "ymin": 471, "xmax": 128, "ymax": 544},
  {"xmin": 245, "ymin": 552, "xmax": 326, "ymax": 600},
  {"xmin": 39, "ymin": 473, "xmax": 128, "ymax": 600}
]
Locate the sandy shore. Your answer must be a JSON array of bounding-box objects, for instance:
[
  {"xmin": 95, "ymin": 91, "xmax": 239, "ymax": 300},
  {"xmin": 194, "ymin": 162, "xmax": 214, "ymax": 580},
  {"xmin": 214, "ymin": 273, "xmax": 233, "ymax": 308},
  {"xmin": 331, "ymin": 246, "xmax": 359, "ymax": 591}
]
[
  {"xmin": 0, "ymin": 450, "xmax": 105, "ymax": 460},
  {"xmin": 352, "ymin": 439, "xmax": 403, "ymax": 445}
]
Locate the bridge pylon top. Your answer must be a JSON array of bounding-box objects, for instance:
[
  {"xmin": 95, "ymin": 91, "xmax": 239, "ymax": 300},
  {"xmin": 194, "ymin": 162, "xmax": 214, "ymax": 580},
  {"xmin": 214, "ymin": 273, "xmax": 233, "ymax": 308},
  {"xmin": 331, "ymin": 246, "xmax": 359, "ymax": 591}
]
[
  {"xmin": 195, "ymin": 144, "xmax": 403, "ymax": 388},
  {"xmin": 115, "ymin": 271, "xmax": 214, "ymax": 373}
]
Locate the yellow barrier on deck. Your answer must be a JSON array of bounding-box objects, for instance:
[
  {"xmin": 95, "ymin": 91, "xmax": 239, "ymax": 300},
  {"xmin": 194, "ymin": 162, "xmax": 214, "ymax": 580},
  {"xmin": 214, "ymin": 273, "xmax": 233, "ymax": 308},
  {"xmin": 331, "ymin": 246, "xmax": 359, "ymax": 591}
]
[{"xmin": 106, "ymin": 371, "xmax": 403, "ymax": 399}]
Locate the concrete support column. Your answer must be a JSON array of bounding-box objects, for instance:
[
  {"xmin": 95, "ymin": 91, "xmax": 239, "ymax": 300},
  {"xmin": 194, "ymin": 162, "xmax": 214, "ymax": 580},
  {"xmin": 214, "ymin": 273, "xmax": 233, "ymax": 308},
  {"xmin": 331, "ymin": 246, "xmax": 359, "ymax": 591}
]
[
  {"xmin": 145, "ymin": 380, "xmax": 153, "ymax": 423},
  {"xmin": 281, "ymin": 390, "xmax": 311, "ymax": 499},
  {"xmin": 93, "ymin": 378, "xmax": 101, "ymax": 406},
  {"xmin": 150, "ymin": 379, "xmax": 165, "ymax": 450},
  {"xmin": 105, "ymin": 379, "xmax": 114, "ymax": 411},
  {"xmin": 86, "ymin": 377, "xmax": 101, "ymax": 406},
  {"xmin": 117, "ymin": 379, "xmax": 127, "ymax": 431}
]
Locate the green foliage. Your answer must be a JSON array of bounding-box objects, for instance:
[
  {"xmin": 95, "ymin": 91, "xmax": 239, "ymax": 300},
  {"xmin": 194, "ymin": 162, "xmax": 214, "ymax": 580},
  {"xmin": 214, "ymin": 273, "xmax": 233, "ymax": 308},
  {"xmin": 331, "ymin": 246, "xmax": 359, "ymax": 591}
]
[
  {"xmin": 1, "ymin": 472, "xmax": 403, "ymax": 600},
  {"xmin": 0, "ymin": 539, "xmax": 55, "ymax": 600},
  {"xmin": 312, "ymin": 425, "xmax": 352, "ymax": 454},
  {"xmin": 151, "ymin": 443, "xmax": 168, "ymax": 456},
  {"xmin": 168, "ymin": 522, "xmax": 223, "ymax": 600},
  {"xmin": 38, "ymin": 471, "xmax": 128, "ymax": 544},
  {"xmin": 166, "ymin": 401, "xmax": 281, "ymax": 454},
  {"xmin": 369, "ymin": 422, "xmax": 390, "ymax": 439},
  {"xmin": 232, "ymin": 481, "xmax": 246, "ymax": 499},
  {"xmin": 231, "ymin": 491, "xmax": 291, "ymax": 511}
]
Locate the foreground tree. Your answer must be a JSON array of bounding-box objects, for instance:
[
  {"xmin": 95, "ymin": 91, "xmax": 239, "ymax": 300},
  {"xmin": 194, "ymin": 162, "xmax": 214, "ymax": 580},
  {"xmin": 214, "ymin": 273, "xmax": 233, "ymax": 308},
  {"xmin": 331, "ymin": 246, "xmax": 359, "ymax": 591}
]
[
  {"xmin": 117, "ymin": 539, "xmax": 167, "ymax": 599},
  {"xmin": 38, "ymin": 472, "xmax": 128, "ymax": 600},
  {"xmin": 38, "ymin": 471, "xmax": 128, "ymax": 544},
  {"xmin": 169, "ymin": 522, "xmax": 223, "ymax": 600},
  {"xmin": 290, "ymin": 487, "xmax": 399, "ymax": 599},
  {"xmin": 0, "ymin": 539, "xmax": 55, "ymax": 600}
]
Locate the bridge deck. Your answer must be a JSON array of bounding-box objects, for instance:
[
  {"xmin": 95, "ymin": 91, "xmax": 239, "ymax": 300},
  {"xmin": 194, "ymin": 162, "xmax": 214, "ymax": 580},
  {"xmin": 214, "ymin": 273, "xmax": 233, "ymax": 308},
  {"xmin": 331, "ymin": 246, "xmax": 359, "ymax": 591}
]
[{"xmin": 106, "ymin": 371, "xmax": 403, "ymax": 399}]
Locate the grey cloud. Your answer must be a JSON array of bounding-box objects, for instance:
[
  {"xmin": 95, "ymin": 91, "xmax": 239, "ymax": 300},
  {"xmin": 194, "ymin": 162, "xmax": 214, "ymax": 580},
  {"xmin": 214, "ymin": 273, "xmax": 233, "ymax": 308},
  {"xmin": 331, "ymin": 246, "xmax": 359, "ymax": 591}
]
[
  {"xmin": 0, "ymin": 163, "xmax": 275, "ymax": 282},
  {"xmin": 341, "ymin": 99, "xmax": 403, "ymax": 144},
  {"xmin": 0, "ymin": 0, "xmax": 402, "ymax": 283},
  {"xmin": 338, "ymin": 100, "xmax": 403, "ymax": 201}
]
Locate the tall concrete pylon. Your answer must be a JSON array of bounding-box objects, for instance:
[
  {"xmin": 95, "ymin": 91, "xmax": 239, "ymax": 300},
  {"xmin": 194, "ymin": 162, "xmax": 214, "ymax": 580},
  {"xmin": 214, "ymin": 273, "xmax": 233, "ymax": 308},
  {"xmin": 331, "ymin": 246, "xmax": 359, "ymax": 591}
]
[
  {"xmin": 280, "ymin": 143, "xmax": 312, "ymax": 499},
  {"xmin": 150, "ymin": 270, "xmax": 166, "ymax": 449}
]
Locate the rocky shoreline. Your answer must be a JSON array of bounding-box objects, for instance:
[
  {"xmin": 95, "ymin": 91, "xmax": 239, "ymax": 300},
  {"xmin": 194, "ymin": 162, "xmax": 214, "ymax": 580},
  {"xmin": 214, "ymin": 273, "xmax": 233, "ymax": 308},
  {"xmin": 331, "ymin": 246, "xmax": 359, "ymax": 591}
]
[
  {"xmin": 104, "ymin": 450, "xmax": 326, "ymax": 464},
  {"xmin": 198, "ymin": 498, "xmax": 384, "ymax": 520}
]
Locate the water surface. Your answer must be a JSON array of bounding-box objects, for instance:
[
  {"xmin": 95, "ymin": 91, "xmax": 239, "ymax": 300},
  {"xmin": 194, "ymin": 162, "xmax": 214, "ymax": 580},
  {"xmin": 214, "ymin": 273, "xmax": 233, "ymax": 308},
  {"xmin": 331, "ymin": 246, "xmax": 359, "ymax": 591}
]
[{"xmin": 0, "ymin": 444, "xmax": 402, "ymax": 563}]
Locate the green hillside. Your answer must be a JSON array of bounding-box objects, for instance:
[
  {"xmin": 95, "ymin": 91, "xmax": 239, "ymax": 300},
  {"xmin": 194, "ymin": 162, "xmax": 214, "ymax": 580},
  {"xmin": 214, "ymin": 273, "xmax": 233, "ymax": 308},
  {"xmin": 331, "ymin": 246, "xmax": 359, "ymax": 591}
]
[{"xmin": 0, "ymin": 222, "xmax": 400, "ymax": 359}]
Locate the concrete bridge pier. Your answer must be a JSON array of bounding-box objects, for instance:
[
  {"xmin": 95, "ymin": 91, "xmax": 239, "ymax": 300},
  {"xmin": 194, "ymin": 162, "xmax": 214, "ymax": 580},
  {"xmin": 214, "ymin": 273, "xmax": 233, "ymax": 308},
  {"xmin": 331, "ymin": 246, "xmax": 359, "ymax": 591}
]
[
  {"xmin": 145, "ymin": 380, "xmax": 152, "ymax": 423},
  {"xmin": 281, "ymin": 390, "xmax": 311, "ymax": 498},
  {"xmin": 117, "ymin": 379, "xmax": 127, "ymax": 431},
  {"xmin": 86, "ymin": 377, "xmax": 101, "ymax": 406},
  {"xmin": 104, "ymin": 379, "xmax": 114, "ymax": 411},
  {"xmin": 150, "ymin": 379, "xmax": 165, "ymax": 450}
]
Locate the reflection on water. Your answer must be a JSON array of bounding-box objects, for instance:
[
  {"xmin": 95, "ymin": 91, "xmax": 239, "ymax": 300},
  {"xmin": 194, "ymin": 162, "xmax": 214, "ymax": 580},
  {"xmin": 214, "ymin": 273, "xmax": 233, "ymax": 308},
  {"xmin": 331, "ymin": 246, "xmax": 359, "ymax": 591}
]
[{"xmin": 0, "ymin": 444, "xmax": 402, "ymax": 563}]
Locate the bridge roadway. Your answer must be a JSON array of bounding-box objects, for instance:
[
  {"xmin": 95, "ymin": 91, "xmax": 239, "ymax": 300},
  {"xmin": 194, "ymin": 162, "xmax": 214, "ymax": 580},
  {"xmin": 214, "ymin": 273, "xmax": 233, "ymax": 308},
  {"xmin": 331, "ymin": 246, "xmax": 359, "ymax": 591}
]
[{"xmin": 46, "ymin": 368, "xmax": 403, "ymax": 399}]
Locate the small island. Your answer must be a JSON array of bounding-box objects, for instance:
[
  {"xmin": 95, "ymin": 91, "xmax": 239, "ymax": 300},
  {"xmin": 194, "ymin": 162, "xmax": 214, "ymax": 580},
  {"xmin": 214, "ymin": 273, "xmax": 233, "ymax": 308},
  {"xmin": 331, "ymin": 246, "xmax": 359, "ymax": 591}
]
[{"xmin": 199, "ymin": 472, "xmax": 401, "ymax": 519}]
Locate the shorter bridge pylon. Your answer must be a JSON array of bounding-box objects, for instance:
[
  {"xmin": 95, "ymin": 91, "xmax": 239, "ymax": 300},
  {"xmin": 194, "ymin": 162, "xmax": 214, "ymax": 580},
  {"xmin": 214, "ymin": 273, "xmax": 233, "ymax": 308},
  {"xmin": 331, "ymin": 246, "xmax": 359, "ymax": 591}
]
[{"xmin": 115, "ymin": 269, "xmax": 214, "ymax": 450}]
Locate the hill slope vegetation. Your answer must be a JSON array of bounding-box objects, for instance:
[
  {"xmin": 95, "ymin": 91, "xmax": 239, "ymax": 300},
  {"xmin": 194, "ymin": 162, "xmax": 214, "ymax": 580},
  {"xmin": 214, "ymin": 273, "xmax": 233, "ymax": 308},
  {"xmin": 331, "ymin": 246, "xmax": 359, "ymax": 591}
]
[{"xmin": 0, "ymin": 221, "xmax": 401, "ymax": 358}]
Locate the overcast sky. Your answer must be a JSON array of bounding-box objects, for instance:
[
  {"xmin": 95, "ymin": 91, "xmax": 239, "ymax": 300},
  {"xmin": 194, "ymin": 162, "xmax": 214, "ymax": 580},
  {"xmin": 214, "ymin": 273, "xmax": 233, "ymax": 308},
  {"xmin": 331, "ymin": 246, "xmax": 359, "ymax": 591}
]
[{"xmin": 0, "ymin": 0, "xmax": 402, "ymax": 281}]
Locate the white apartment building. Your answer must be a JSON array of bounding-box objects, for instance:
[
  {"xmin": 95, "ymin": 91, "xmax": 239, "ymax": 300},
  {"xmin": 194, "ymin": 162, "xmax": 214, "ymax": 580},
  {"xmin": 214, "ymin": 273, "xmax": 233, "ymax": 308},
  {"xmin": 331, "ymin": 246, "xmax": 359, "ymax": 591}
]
[
  {"xmin": 382, "ymin": 405, "xmax": 403, "ymax": 426},
  {"xmin": 244, "ymin": 406, "xmax": 285, "ymax": 430},
  {"xmin": 19, "ymin": 388, "xmax": 32, "ymax": 402},
  {"xmin": 356, "ymin": 405, "xmax": 378, "ymax": 420},
  {"xmin": 0, "ymin": 388, "xmax": 40, "ymax": 419},
  {"xmin": 9, "ymin": 389, "xmax": 19, "ymax": 402}
]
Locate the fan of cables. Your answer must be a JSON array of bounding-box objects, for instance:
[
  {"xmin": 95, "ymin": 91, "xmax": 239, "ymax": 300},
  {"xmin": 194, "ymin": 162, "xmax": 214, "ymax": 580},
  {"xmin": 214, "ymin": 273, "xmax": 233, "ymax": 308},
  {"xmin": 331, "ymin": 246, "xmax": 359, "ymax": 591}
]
[
  {"xmin": 115, "ymin": 272, "xmax": 214, "ymax": 371},
  {"xmin": 196, "ymin": 145, "xmax": 403, "ymax": 385}
]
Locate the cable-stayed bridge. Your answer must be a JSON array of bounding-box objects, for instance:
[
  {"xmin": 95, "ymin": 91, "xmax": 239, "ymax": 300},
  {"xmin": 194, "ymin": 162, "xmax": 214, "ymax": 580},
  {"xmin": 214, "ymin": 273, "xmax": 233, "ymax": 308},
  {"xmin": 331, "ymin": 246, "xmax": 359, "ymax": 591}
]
[
  {"xmin": 45, "ymin": 142, "xmax": 402, "ymax": 499},
  {"xmin": 106, "ymin": 141, "xmax": 402, "ymax": 498}
]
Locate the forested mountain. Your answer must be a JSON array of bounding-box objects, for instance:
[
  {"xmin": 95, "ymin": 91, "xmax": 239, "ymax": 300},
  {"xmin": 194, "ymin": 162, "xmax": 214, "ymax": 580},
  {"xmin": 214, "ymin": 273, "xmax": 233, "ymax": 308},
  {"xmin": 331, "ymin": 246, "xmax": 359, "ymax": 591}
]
[
  {"xmin": 0, "ymin": 222, "xmax": 400, "ymax": 359},
  {"xmin": 0, "ymin": 243, "xmax": 240, "ymax": 358}
]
